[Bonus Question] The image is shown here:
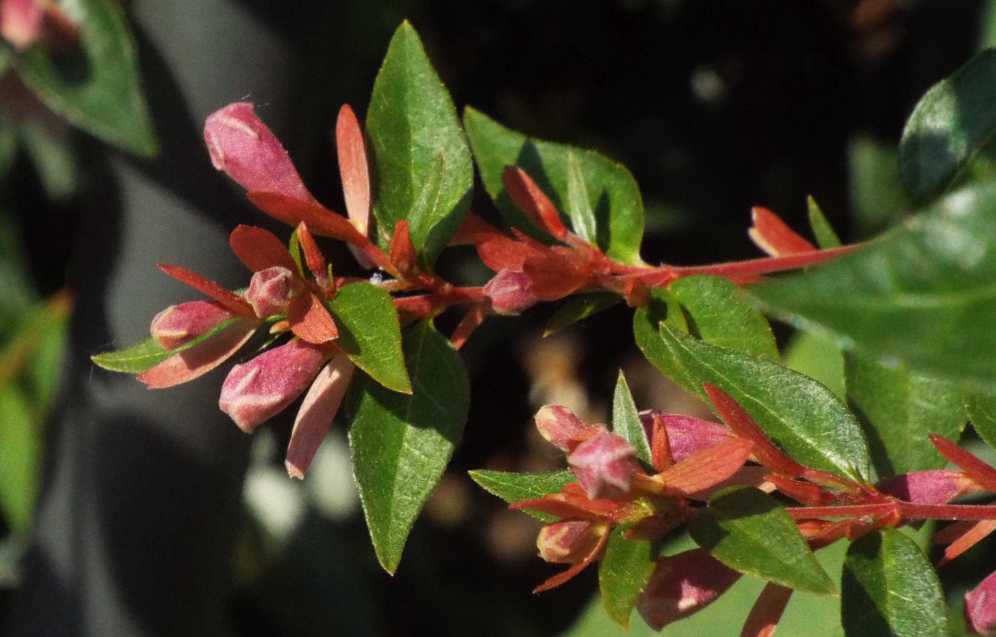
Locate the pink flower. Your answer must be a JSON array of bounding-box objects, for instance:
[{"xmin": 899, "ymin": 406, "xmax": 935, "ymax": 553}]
[
  {"xmin": 568, "ymin": 430, "xmax": 640, "ymax": 499},
  {"xmin": 637, "ymin": 549, "xmax": 742, "ymax": 630},
  {"xmin": 878, "ymin": 470, "xmax": 972, "ymax": 505},
  {"xmin": 534, "ymin": 404, "xmax": 603, "ymax": 452},
  {"xmin": 244, "ymin": 266, "xmax": 297, "ymax": 319},
  {"xmin": 150, "ymin": 300, "xmax": 233, "ymax": 350},
  {"xmin": 966, "ymin": 570, "xmax": 996, "ymax": 635},
  {"xmin": 483, "ymin": 269, "xmax": 539, "ymax": 315},
  {"xmin": 536, "ymin": 520, "xmax": 604, "ymax": 564},
  {"xmin": 1, "ymin": 0, "xmax": 43, "ymax": 50},
  {"xmin": 640, "ymin": 411, "xmax": 732, "ymax": 463}
]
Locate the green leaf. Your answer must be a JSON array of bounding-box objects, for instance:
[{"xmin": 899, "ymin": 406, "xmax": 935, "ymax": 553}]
[
  {"xmin": 807, "ymin": 195, "xmax": 842, "ymax": 249},
  {"xmin": 965, "ymin": 391, "xmax": 996, "ymax": 451},
  {"xmin": 784, "ymin": 331, "xmax": 845, "ymax": 400},
  {"xmin": 468, "ymin": 469, "xmax": 574, "ymax": 522},
  {"xmin": 0, "ymin": 386, "xmax": 39, "ymax": 533},
  {"xmin": 18, "ymin": 121, "xmax": 79, "ymax": 200},
  {"xmin": 845, "ymin": 353, "xmax": 965, "ymax": 477},
  {"xmin": 287, "ymin": 228, "xmax": 305, "ymax": 278},
  {"xmin": 12, "ymin": 0, "xmax": 157, "ymax": 156},
  {"xmin": 366, "ymin": 21, "xmax": 472, "ymax": 265},
  {"xmin": 849, "ymin": 136, "xmax": 910, "ymax": 237},
  {"xmin": 598, "ymin": 528, "xmax": 656, "ymax": 627},
  {"xmin": 544, "ymin": 293, "xmax": 620, "ymax": 337},
  {"xmin": 348, "ymin": 321, "xmax": 469, "ymax": 573},
  {"xmin": 669, "ymin": 275, "xmax": 779, "ymax": 361},
  {"xmin": 405, "ymin": 153, "xmax": 445, "ymax": 268},
  {"xmin": 690, "ymin": 487, "xmax": 836, "ymax": 595},
  {"xmin": 566, "ymin": 151, "xmax": 599, "ymax": 244},
  {"xmin": 90, "ymin": 317, "xmax": 246, "ymax": 374},
  {"xmin": 635, "ymin": 312, "xmax": 871, "ymax": 478},
  {"xmin": 611, "ymin": 371, "xmax": 651, "ymax": 465},
  {"xmin": 328, "ymin": 282, "xmax": 410, "ymax": 394},
  {"xmin": 463, "ymin": 107, "xmax": 644, "ymax": 264},
  {"xmin": 841, "ymin": 530, "xmax": 948, "ymax": 637},
  {"xmin": 752, "ymin": 182, "xmax": 996, "ymax": 388}
]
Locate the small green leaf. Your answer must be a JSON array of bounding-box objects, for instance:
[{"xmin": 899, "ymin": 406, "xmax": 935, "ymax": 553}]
[
  {"xmin": 0, "ymin": 386, "xmax": 39, "ymax": 533},
  {"xmin": 966, "ymin": 391, "xmax": 996, "ymax": 451},
  {"xmin": 287, "ymin": 228, "xmax": 305, "ymax": 278},
  {"xmin": 366, "ymin": 21, "xmax": 472, "ymax": 265},
  {"xmin": 690, "ymin": 487, "xmax": 836, "ymax": 595},
  {"xmin": 598, "ymin": 528, "xmax": 656, "ymax": 628},
  {"xmin": 783, "ymin": 331, "xmax": 845, "ymax": 400},
  {"xmin": 752, "ymin": 182, "xmax": 996, "ymax": 388},
  {"xmin": 841, "ymin": 530, "xmax": 948, "ymax": 637},
  {"xmin": 348, "ymin": 321, "xmax": 469, "ymax": 573},
  {"xmin": 544, "ymin": 293, "xmax": 620, "ymax": 337},
  {"xmin": 468, "ymin": 469, "xmax": 574, "ymax": 522},
  {"xmin": 328, "ymin": 282, "xmax": 410, "ymax": 394},
  {"xmin": 611, "ymin": 371, "xmax": 651, "ymax": 465},
  {"xmin": 899, "ymin": 49, "xmax": 996, "ymax": 203},
  {"xmin": 13, "ymin": 0, "xmax": 157, "ymax": 156},
  {"xmin": 464, "ymin": 106, "xmax": 644, "ymax": 264},
  {"xmin": 90, "ymin": 317, "xmax": 246, "ymax": 373},
  {"xmin": 845, "ymin": 353, "xmax": 965, "ymax": 477},
  {"xmin": 807, "ymin": 196, "xmax": 842, "ymax": 249},
  {"xmin": 566, "ymin": 151, "xmax": 599, "ymax": 243}
]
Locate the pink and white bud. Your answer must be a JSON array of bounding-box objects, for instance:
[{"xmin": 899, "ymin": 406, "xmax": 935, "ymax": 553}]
[
  {"xmin": 878, "ymin": 470, "xmax": 969, "ymax": 505},
  {"xmin": 637, "ymin": 549, "xmax": 742, "ymax": 630},
  {"xmin": 150, "ymin": 300, "xmax": 234, "ymax": 350},
  {"xmin": 218, "ymin": 338, "xmax": 328, "ymax": 432},
  {"xmin": 245, "ymin": 266, "xmax": 297, "ymax": 318},
  {"xmin": 568, "ymin": 431, "xmax": 640, "ymax": 499},
  {"xmin": 966, "ymin": 570, "xmax": 996, "ymax": 635},
  {"xmin": 203, "ymin": 102, "xmax": 314, "ymax": 202},
  {"xmin": 483, "ymin": 269, "xmax": 538, "ymax": 315},
  {"xmin": 285, "ymin": 353, "xmax": 355, "ymax": 479},
  {"xmin": 537, "ymin": 520, "xmax": 603, "ymax": 564},
  {"xmin": 1, "ymin": 0, "xmax": 43, "ymax": 50},
  {"xmin": 640, "ymin": 411, "xmax": 732, "ymax": 463},
  {"xmin": 535, "ymin": 405, "xmax": 603, "ymax": 453}
]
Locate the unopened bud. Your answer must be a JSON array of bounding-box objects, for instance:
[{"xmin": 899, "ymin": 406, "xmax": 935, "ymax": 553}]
[
  {"xmin": 537, "ymin": 520, "xmax": 603, "ymax": 564},
  {"xmin": 150, "ymin": 300, "xmax": 234, "ymax": 350},
  {"xmin": 640, "ymin": 411, "xmax": 732, "ymax": 463},
  {"xmin": 218, "ymin": 338, "xmax": 328, "ymax": 432},
  {"xmin": 483, "ymin": 269, "xmax": 538, "ymax": 315},
  {"xmin": 568, "ymin": 431, "xmax": 639, "ymax": 499},
  {"xmin": 878, "ymin": 470, "xmax": 968, "ymax": 505},
  {"xmin": 1, "ymin": 0, "xmax": 43, "ymax": 50},
  {"xmin": 245, "ymin": 266, "xmax": 297, "ymax": 318},
  {"xmin": 535, "ymin": 405, "xmax": 603, "ymax": 452},
  {"xmin": 966, "ymin": 570, "xmax": 996, "ymax": 635},
  {"xmin": 637, "ymin": 549, "xmax": 742, "ymax": 630}
]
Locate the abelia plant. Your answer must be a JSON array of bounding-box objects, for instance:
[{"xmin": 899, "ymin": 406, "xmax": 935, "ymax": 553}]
[{"xmin": 91, "ymin": 20, "xmax": 996, "ymax": 637}]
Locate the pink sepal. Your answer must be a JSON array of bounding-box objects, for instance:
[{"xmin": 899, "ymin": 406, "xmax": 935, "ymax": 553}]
[{"xmin": 285, "ymin": 353, "xmax": 354, "ymax": 479}]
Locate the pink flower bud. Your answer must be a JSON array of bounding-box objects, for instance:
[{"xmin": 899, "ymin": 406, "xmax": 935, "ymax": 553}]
[
  {"xmin": 637, "ymin": 549, "xmax": 742, "ymax": 630},
  {"xmin": 966, "ymin": 570, "xmax": 996, "ymax": 635},
  {"xmin": 483, "ymin": 269, "xmax": 538, "ymax": 315},
  {"xmin": 1, "ymin": 0, "xmax": 43, "ymax": 50},
  {"xmin": 640, "ymin": 411, "xmax": 732, "ymax": 463},
  {"xmin": 285, "ymin": 353, "xmax": 355, "ymax": 479},
  {"xmin": 878, "ymin": 470, "xmax": 968, "ymax": 505},
  {"xmin": 203, "ymin": 102, "xmax": 314, "ymax": 202},
  {"xmin": 218, "ymin": 338, "xmax": 328, "ymax": 432},
  {"xmin": 150, "ymin": 300, "xmax": 234, "ymax": 350},
  {"xmin": 536, "ymin": 520, "xmax": 602, "ymax": 564},
  {"xmin": 534, "ymin": 405, "xmax": 603, "ymax": 453},
  {"xmin": 245, "ymin": 266, "xmax": 297, "ymax": 318},
  {"xmin": 568, "ymin": 431, "xmax": 640, "ymax": 499}
]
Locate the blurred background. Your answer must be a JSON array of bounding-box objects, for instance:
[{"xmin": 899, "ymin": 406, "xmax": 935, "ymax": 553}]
[{"xmin": 1, "ymin": 1, "xmax": 994, "ymax": 635}]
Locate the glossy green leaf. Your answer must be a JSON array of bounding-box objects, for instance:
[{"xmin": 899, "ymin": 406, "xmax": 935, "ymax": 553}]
[
  {"xmin": 463, "ymin": 107, "xmax": 644, "ymax": 264},
  {"xmin": 784, "ymin": 331, "xmax": 845, "ymax": 400},
  {"xmin": 598, "ymin": 528, "xmax": 656, "ymax": 627},
  {"xmin": 544, "ymin": 293, "xmax": 620, "ymax": 337},
  {"xmin": 849, "ymin": 136, "xmax": 910, "ymax": 237},
  {"xmin": 366, "ymin": 21, "xmax": 472, "ymax": 265},
  {"xmin": 611, "ymin": 370, "xmax": 651, "ymax": 465},
  {"xmin": 690, "ymin": 487, "xmax": 835, "ymax": 595},
  {"xmin": 0, "ymin": 386, "xmax": 38, "ymax": 533},
  {"xmin": 328, "ymin": 282, "xmax": 411, "ymax": 394},
  {"xmin": 566, "ymin": 151, "xmax": 599, "ymax": 243},
  {"xmin": 13, "ymin": 0, "xmax": 157, "ymax": 156},
  {"xmin": 753, "ymin": 182, "xmax": 996, "ymax": 388},
  {"xmin": 669, "ymin": 275, "xmax": 778, "ymax": 361},
  {"xmin": 841, "ymin": 530, "xmax": 948, "ymax": 637},
  {"xmin": 405, "ymin": 153, "xmax": 445, "ymax": 267},
  {"xmin": 845, "ymin": 353, "xmax": 965, "ymax": 477},
  {"xmin": 899, "ymin": 49, "xmax": 996, "ymax": 202},
  {"xmin": 467, "ymin": 469, "xmax": 574, "ymax": 522},
  {"xmin": 348, "ymin": 321, "xmax": 469, "ymax": 573},
  {"xmin": 90, "ymin": 317, "xmax": 246, "ymax": 373},
  {"xmin": 965, "ymin": 391, "xmax": 996, "ymax": 451},
  {"xmin": 807, "ymin": 195, "xmax": 842, "ymax": 249}
]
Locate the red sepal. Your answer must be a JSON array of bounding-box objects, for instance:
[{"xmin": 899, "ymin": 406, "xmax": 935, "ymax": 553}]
[
  {"xmin": 389, "ymin": 220, "xmax": 417, "ymax": 277},
  {"xmin": 748, "ymin": 206, "xmax": 815, "ymax": 257},
  {"xmin": 335, "ymin": 104, "xmax": 371, "ymax": 234},
  {"xmin": 740, "ymin": 583, "xmax": 793, "ymax": 637},
  {"xmin": 502, "ymin": 166, "xmax": 568, "ymax": 240},
  {"xmin": 157, "ymin": 263, "xmax": 254, "ymax": 317},
  {"xmin": 930, "ymin": 434, "xmax": 996, "ymax": 492},
  {"xmin": 229, "ymin": 225, "xmax": 297, "ymax": 273},
  {"xmin": 294, "ymin": 222, "xmax": 328, "ymax": 286},
  {"xmin": 288, "ymin": 292, "xmax": 338, "ymax": 344}
]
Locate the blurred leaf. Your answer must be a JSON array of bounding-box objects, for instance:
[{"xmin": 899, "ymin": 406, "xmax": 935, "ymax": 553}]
[
  {"xmin": 981, "ymin": 0, "xmax": 996, "ymax": 50},
  {"xmin": 0, "ymin": 292, "xmax": 70, "ymax": 403},
  {"xmin": 598, "ymin": 528, "xmax": 656, "ymax": 627},
  {"xmin": 899, "ymin": 49, "xmax": 996, "ymax": 203},
  {"xmin": 90, "ymin": 317, "xmax": 245, "ymax": 373},
  {"xmin": 845, "ymin": 353, "xmax": 965, "ymax": 477},
  {"xmin": 0, "ymin": 211, "xmax": 35, "ymax": 330},
  {"xmin": 544, "ymin": 293, "xmax": 620, "ymax": 337},
  {"xmin": 366, "ymin": 21, "xmax": 472, "ymax": 265},
  {"xmin": 0, "ymin": 116, "xmax": 17, "ymax": 179},
  {"xmin": 13, "ymin": 0, "xmax": 157, "ymax": 156},
  {"xmin": 783, "ymin": 331, "xmax": 845, "ymax": 400},
  {"xmin": 848, "ymin": 137, "xmax": 910, "ymax": 237},
  {"xmin": 328, "ymin": 282, "xmax": 410, "ymax": 394},
  {"xmin": 464, "ymin": 107, "xmax": 644, "ymax": 264},
  {"xmin": 468, "ymin": 469, "xmax": 573, "ymax": 522},
  {"xmin": 965, "ymin": 391, "xmax": 996, "ymax": 452},
  {"xmin": 690, "ymin": 487, "xmax": 835, "ymax": 595},
  {"xmin": 347, "ymin": 321, "xmax": 469, "ymax": 574},
  {"xmin": 0, "ymin": 385, "xmax": 39, "ymax": 533},
  {"xmin": 612, "ymin": 370, "xmax": 651, "ymax": 465},
  {"xmin": 752, "ymin": 182, "xmax": 996, "ymax": 388},
  {"xmin": 18, "ymin": 121, "xmax": 78, "ymax": 200},
  {"xmin": 807, "ymin": 196, "xmax": 841, "ymax": 249},
  {"xmin": 25, "ymin": 297, "xmax": 68, "ymax": 411},
  {"xmin": 841, "ymin": 530, "xmax": 948, "ymax": 637}
]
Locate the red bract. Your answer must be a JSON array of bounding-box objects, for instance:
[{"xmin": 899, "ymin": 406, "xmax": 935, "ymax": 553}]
[
  {"xmin": 636, "ymin": 549, "xmax": 742, "ymax": 630},
  {"xmin": 748, "ymin": 206, "xmax": 815, "ymax": 257},
  {"xmin": 285, "ymin": 352, "xmax": 354, "ymax": 479},
  {"xmin": 639, "ymin": 411, "xmax": 733, "ymax": 463}
]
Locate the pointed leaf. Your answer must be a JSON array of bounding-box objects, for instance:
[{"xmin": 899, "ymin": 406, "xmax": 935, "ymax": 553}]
[
  {"xmin": 612, "ymin": 371, "xmax": 652, "ymax": 465},
  {"xmin": 468, "ymin": 469, "xmax": 574, "ymax": 522},
  {"xmin": 347, "ymin": 321, "xmax": 469, "ymax": 573},
  {"xmin": 91, "ymin": 317, "xmax": 249, "ymax": 374},
  {"xmin": 599, "ymin": 527, "xmax": 656, "ymax": 628},
  {"xmin": 966, "ymin": 391, "xmax": 996, "ymax": 452},
  {"xmin": 841, "ymin": 530, "xmax": 948, "ymax": 637},
  {"xmin": 464, "ymin": 107, "xmax": 644, "ymax": 264},
  {"xmin": 366, "ymin": 21, "xmax": 472, "ymax": 265},
  {"xmin": 807, "ymin": 196, "xmax": 842, "ymax": 249},
  {"xmin": 690, "ymin": 487, "xmax": 836, "ymax": 595},
  {"xmin": 544, "ymin": 293, "xmax": 620, "ymax": 337},
  {"xmin": 0, "ymin": 386, "xmax": 38, "ymax": 533}
]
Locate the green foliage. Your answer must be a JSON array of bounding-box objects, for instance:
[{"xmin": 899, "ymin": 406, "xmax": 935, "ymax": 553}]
[
  {"xmin": 611, "ymin": 371, "xmax": 651, "ymax": 465},
  {"xmin": 598, "ymin": 528, "xmax": 656, "ymax": 627},
  {"xmin": 965, "ymin": 391, "xmax": 996, "ymax": 451},
  {"xmin": 848, "ymin": 136, "xmax": 911, "ymax": 237},
  {"xmin": 90, "ymin": 318, "xmax": 246, "ymax": 373},
  {"xmin": 807, "ymin": 196, "xmax": 842, "ymax": 249},
  {"xmin": 0, "ymin": 387, "xmax": 37, "ymax": 534},
  {"xmin": 467, "ymin": 469, "xmax": 574, "ymax": 522},
  {"xmin": 783, "ymin": 331, "xmax": 845, "ymax": 400}
]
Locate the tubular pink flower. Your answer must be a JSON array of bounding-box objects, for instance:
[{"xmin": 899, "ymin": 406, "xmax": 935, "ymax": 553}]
[
  {"xmin": 483, "ymin": 269, "xmax": 539, "ymax": 315},
  {"xmin": 640, "ymin": 411, "xmax": 732, "ymax": 463},
  {"xmin": 637, "ymin": 549, "xmax": 742, "ymax": 630},
  {"xmin": 149, "ymin": 300, "xmax": 234, "ymax": 350},
  {"xmin": 0, "ymin": 0, "xmax": 43, "ymax": 50},
  {"xmin": 218, "ymin": 338, "xmax": 329, "ymax": 432},
  {"xmin": 244, "ymin": 266, "xmax": 297, "ymax": 319},
  {"xmin": 534, "ymin": 404, "xmax": 603, "ymax": 453},
  {"xmin": 203, "ymin": 102, "xmax": 314, "ymax": 203},
  {"xmin": 536, "ymin": 520, "xmax": 602, "ymax": 564},
  {"xmin": 285, "ymin": 353, "xmax": 355, "ymax": 479},
  {"xmin": 878, "ymin": 470, "xmax": 970, "ymax": 505},
  {"xmin": 567, "ymin": 430, "xmax": 640, "ymax": 499},
  {"xmin": 966, "ymin": 570, "xmax": 996, "ymax": 635}
]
